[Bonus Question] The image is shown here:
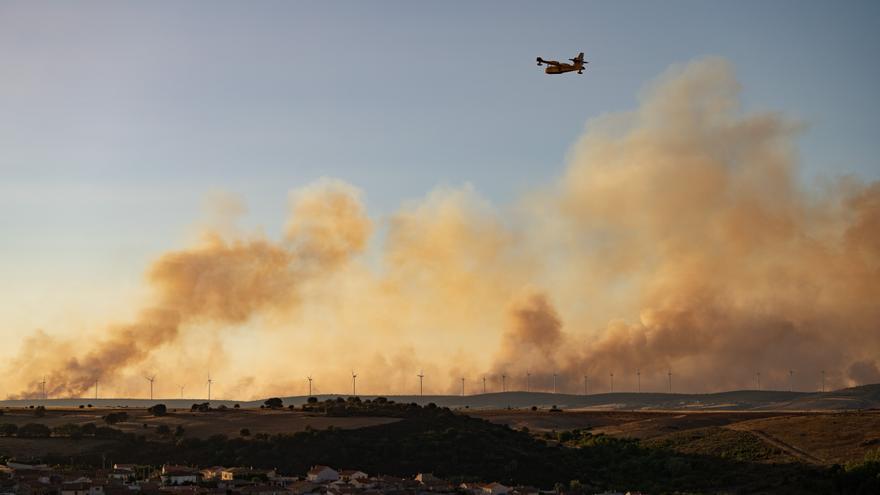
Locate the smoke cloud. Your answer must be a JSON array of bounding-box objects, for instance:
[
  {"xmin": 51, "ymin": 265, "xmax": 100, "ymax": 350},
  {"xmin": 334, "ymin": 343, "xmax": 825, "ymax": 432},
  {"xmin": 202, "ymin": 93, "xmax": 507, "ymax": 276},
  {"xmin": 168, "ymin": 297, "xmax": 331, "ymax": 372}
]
[{"xmin": 6, "ymin": 58, "xmax": 879, "ymax": 398}]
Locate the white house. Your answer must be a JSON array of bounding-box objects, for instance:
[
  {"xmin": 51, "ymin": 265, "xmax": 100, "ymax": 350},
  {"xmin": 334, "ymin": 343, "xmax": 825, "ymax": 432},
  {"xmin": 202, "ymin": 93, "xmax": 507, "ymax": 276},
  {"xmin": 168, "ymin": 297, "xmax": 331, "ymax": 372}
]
[{"xmin": 306, "ymin": 466, "xmax": 338, "ymax": 483}]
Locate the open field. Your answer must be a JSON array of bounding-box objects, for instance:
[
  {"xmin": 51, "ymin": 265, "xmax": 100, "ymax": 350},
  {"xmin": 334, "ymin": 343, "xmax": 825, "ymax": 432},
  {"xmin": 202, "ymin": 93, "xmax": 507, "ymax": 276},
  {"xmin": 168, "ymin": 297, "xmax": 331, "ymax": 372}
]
[{"xmin": 0, "ymin": 407, "xmax": 398, "ymax": 457}]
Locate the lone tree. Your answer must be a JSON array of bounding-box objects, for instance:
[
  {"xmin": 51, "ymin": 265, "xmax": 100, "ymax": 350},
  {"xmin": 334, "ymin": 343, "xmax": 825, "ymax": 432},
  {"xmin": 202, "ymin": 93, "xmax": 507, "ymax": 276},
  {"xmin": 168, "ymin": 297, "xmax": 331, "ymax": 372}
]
[
  {"xmin": 264, "ymin": 397, "xmax": 283, "ymax": 409},
  {"xmin": 103, "ymin": 411, "xmax": 129, "ymax": 425},
  {"xmin": 147, "ymin": 404, "xmax": 167, "ymax": 416}
]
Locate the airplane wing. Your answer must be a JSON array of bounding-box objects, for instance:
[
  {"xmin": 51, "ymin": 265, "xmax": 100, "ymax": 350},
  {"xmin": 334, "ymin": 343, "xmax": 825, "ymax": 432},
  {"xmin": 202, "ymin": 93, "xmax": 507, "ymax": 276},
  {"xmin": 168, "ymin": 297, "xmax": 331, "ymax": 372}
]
[
  {"xmin": 569, "ymin": 52, "xmax": 585, "ymax": 63},
  {"xmin": 537, "ymin": 57, "xmax": 562, "ymax": 66}
]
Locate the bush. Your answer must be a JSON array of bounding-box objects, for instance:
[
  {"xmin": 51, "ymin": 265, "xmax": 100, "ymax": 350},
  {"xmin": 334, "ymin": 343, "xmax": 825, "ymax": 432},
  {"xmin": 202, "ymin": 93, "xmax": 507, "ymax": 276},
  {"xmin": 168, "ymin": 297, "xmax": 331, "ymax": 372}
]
[
  {"xmin": 103, "ymin": 412, "xmax": 129, "ymax": 425},
  {"xmin": 0, "ymin": 424, "xmax": 18, "ymax": 437},
  {"xmin": 17, "ymin": 423, "xmax": 51, "ymax": 438},
  {"xmin": 234, "ymin": 404, "xmax": 240, "ymax": 409},
  {"xmin": 307, "ymin": 397, "xmax": 318, "ymax": 404},
  {"xmin": 264, "ymin": 397, "xmax": 283, "ymax": 409},
  {"xmin": 147, "ymin": 404, "xmax": 167, "ymax": 416},
  {"xmin": 81, "ymin": 423, "xmax": 97, "ymax": 436},
  {"xmin": 156, "ymin": 424, "xmax": 171, "ymax": 436},
  {"xmin": 174, "ymin": 425, "xmax": 185, "ymax": 437},
  {"xmin": 240, "ymin": 428, "xmax": 251, "ymax": 437},
  {"xmin": 34, "ymin": 405, "xmax": 46, "ymax": 417},
  {"xmin": 78, "ymin": 405, "xmax": 85, "ymax": 409}
]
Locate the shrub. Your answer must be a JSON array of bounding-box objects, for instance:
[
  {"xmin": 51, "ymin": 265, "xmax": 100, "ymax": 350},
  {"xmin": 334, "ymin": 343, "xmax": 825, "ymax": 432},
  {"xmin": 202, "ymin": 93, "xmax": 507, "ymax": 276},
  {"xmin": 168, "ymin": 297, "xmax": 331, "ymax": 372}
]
[
  {"xmin": 174, "ymin": 425, "xmax": 185, "ymax": 437},
  {"xmin": 0, "ymin": 424, "xmax": 18, "ymax": 437},
  {"xmin": 156, "ymin": 424, "xmax": 171, "ymax": 436},
  {"xmin": 264, "ymin": 397, "xmax": 283, "ymax": 409},
  {"xmin": 17, "ymin": 423, "xmax": 51, "ymax": 438},
  {"xmin": 78, "ymin": 405, "xmax": 85, "ymax": 409},
  {"xmin": 147, "ymin": 404, "xmax": 167, "ymax": 416},
  {"xmin": 81, "ymin": 423, "xmax": 97, "ymax": 435},
  {"xmin": 103, "ymin": 412, "xmax": 129, "ymax": 425},
  {"xmin": 34, "ymin": 405, "xmax": 46, "ymax": 417},
  {"xmin": 240, "ymin": 428, "xmax": 251, "ymax": 437},
  {"xmin": 234, "ymin": 404, "xmax": 240, "ymax": 409},
  {"xmin": 307, "ymin": 397, "xmax": 318, "ymax": 404}
]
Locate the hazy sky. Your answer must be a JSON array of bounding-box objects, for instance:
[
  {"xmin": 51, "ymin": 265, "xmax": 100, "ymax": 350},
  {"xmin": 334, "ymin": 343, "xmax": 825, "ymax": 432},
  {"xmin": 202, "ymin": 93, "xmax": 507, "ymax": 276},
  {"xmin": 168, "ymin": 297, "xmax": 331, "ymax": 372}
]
[{"xmin": 1, "ymin": 1, "xmax": 879, "ymax": 395}]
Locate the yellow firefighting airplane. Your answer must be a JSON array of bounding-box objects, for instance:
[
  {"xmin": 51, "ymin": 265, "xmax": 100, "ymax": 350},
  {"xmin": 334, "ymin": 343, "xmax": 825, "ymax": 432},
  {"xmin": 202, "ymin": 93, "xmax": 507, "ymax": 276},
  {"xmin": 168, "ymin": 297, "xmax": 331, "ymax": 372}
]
[{"xmin": 536, "ymin": 52, "xmax": 587, "ymax": 75}]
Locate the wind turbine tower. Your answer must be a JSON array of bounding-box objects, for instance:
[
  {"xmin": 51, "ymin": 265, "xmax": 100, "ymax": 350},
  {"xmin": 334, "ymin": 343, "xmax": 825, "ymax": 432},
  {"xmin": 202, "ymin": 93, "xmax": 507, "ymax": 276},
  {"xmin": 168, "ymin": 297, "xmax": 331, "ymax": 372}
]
[
  {"xmin": 145, "ymin": 375, "xmax": 156, "ymax": 401},
  {"xmin": 637, "ymin": 369, "xmax": 641, "ymax": 393},
  {"xmin": 501, "ymin": 374, "xmax": 507, "ymax": 392},
  {"xmin": 756, "ymin": 371, "xmax": 761, "ymax": 390},
  {"xmin": 178, "ymin": 384, "xmax": 185, "ymax": 399},
  {"xmin": 482, "ymin": 376, "xmax": 486, "ymax": 394},
  {"xmin": 352, "ymin": 371, "xmax": 358, "ymax": 396},
  {"xmin": 95, "ymin": 380, "xmax": 99, "ymax": 400},
  {"xmin": 40, "ymin": 377, "xmax": 47, "ymax": 401},
  {"xmin": 789, "ymin": 369, "xmax": 794, "ymax": 392},
  {"xmin": 207, "ymin": 374, "xmax": 213, "ymax": 402},
  {"xmin": 553, "ymin": 373, "xmax": 557, "ymax": 394},
  {"xmin": 307, "ymin": 376, "xmax": 313, "ymax": 397},
  {"xmin": 417, "ymin": 370, "xmax": 424, "ymax": 396},
  {"xmin": 460, "ymin": 377, "xmax": 465, "ymax": 396},
  {"xmin": 583, "ymin": 374, "xmax": 588, "ymax": 395},
  {"xmin": 610, "ymin": 372, "xmax": 614, "ymax": 393},
  {"xmin": 821, "ymin": 370, "xmax": 826, "ymax": 393},
  {"xmin": 667, "ymin": 369, "xmax": 672, "ymax": 394},
  {"xmin": 526, "ymin": 371, "xmax": 531, "ymax": 392}
]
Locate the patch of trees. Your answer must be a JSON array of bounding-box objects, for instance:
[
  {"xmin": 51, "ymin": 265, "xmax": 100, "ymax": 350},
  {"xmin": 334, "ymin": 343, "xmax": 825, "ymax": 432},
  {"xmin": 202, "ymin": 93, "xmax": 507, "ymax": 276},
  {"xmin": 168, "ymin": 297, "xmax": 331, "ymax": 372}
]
[
  {"xmin": 264, "ymin": 398, "xmax": 283, "ymax": 409},
  {"xmin": 301, "ymin": 396, "xmax": 435, "ymax": 418},
  {"xmin": 17, "ymin": 423, "xmax": 51, "ymax": 438},
  {"xmin": 103, "ymin": 412, "xmax": 129, "ymax": 425},
  {"xmin": 147, "ymin": 404, "xmax": 167, "ymax": 416}
]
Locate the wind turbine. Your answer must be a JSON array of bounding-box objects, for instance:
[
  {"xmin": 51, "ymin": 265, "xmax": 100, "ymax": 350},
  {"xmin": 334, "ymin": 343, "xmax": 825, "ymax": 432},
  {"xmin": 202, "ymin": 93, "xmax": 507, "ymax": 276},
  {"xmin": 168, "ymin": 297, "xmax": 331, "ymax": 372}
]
[
  {"xmin": 668, "ymin": 369, "xmax": 672, "ymax": 394},
  {"xmin": 307, "ymin": 375, "xmax": 313, "ymax": 397},
  {"xmin": 351, "ymin": 371, "xmax": 358, "ymax": 396},
  {"xmin": 789, "ymin": 369, "xmax": 794, "ymax": 392},
  {"xmin": 417, "ymin": 370, "xmax": 424, "ymax": 396},
  {"xmin": 145, "ymin": 375, "xmax": 156, "ymax": 401},
  {"xmin": 583, "ymin": 374, "xmax": 588, "ymax": 395},
  {"xmin": 821, "ymin": 370, "xmax": 826, "ymax": 393},
  {"xmin": 552, "ymin": 373, "xmax": 557, "ymax": 394},
  {"xmin": 207, "ymin": 374, "xmax": 214, "ymax": 402},
  {"xmin": 178, "ymin": 384, "xmax": 185, "ymax": 399},
  {"xmin": 637, "ymin": 369, "xmax": 641, "ymax": 393},
  {"xmin": 482, "ymin": 376, "xmax": 486, "ymax": 394},
  {"xmin": 460, "ymin": 377, "xmax": 465, "ymax": 396},
  {"xmin": 40, "ymin": 377, "xmax": 47, "ymax": 401},
  {"xmin": 609, "ymin": 372, "xmax": 614, "ymax": 393},
  {"xmin": 501, "ymin": 374, "xmax": 507, "ymax": 392},
  {"xmin": 94, "ymin": 379, "xmax": 99, "ymax": 401}
]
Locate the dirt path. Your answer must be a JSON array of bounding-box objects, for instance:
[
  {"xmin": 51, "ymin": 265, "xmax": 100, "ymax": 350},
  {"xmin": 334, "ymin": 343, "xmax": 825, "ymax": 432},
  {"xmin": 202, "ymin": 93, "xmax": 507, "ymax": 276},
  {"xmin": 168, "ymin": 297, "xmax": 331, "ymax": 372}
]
[{"xmin": 724, "ymin": 423, "xmax": 825, "ymax": 464}]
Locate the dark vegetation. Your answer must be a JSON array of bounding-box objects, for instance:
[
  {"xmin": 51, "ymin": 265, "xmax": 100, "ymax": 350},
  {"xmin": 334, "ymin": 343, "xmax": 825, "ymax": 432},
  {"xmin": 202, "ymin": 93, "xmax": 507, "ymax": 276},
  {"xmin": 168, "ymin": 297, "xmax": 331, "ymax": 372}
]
[{"xmin": 147, "ymin": 404, "xmax": 167, "ymax": 416}]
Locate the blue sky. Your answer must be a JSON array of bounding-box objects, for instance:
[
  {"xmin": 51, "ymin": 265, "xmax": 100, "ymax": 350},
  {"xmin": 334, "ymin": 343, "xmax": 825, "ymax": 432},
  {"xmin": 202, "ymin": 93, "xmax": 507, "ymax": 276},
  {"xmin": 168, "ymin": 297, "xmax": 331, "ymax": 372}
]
[{"xmin": 1, "ymin": 1, "xmax": 879, "ymax": 337}]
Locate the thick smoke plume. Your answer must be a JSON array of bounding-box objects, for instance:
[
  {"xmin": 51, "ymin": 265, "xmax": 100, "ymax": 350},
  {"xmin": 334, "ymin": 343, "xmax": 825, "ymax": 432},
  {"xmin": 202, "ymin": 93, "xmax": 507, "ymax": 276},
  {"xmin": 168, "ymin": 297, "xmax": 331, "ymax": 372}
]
[{"xmin": 6, "ymin": 58, "xmax": 879, "ymax": 398}]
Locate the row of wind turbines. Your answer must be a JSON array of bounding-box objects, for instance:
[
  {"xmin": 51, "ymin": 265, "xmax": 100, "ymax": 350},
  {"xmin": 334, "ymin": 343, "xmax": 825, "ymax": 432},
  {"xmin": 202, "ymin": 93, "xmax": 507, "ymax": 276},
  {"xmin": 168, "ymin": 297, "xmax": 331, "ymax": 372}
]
[{"xmin": 32, "ymin": 367, "xmax": 827, "ymax": 401}]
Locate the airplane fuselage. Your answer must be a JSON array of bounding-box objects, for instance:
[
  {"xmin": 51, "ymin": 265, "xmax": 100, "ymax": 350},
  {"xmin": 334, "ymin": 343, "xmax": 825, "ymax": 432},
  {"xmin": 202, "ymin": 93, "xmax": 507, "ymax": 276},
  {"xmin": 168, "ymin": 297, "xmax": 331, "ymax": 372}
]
[{"xmin": 544, "ymin": 63, "xmax": 582, "ymax": 74}]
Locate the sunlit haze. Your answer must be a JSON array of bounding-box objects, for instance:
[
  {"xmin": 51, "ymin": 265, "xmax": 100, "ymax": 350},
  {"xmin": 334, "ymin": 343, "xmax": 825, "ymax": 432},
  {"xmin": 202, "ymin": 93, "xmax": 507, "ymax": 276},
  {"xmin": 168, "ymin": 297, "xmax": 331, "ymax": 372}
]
[{"xmin": 1, "ymin": 1, "xmax": 879, "ymax": 400}]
